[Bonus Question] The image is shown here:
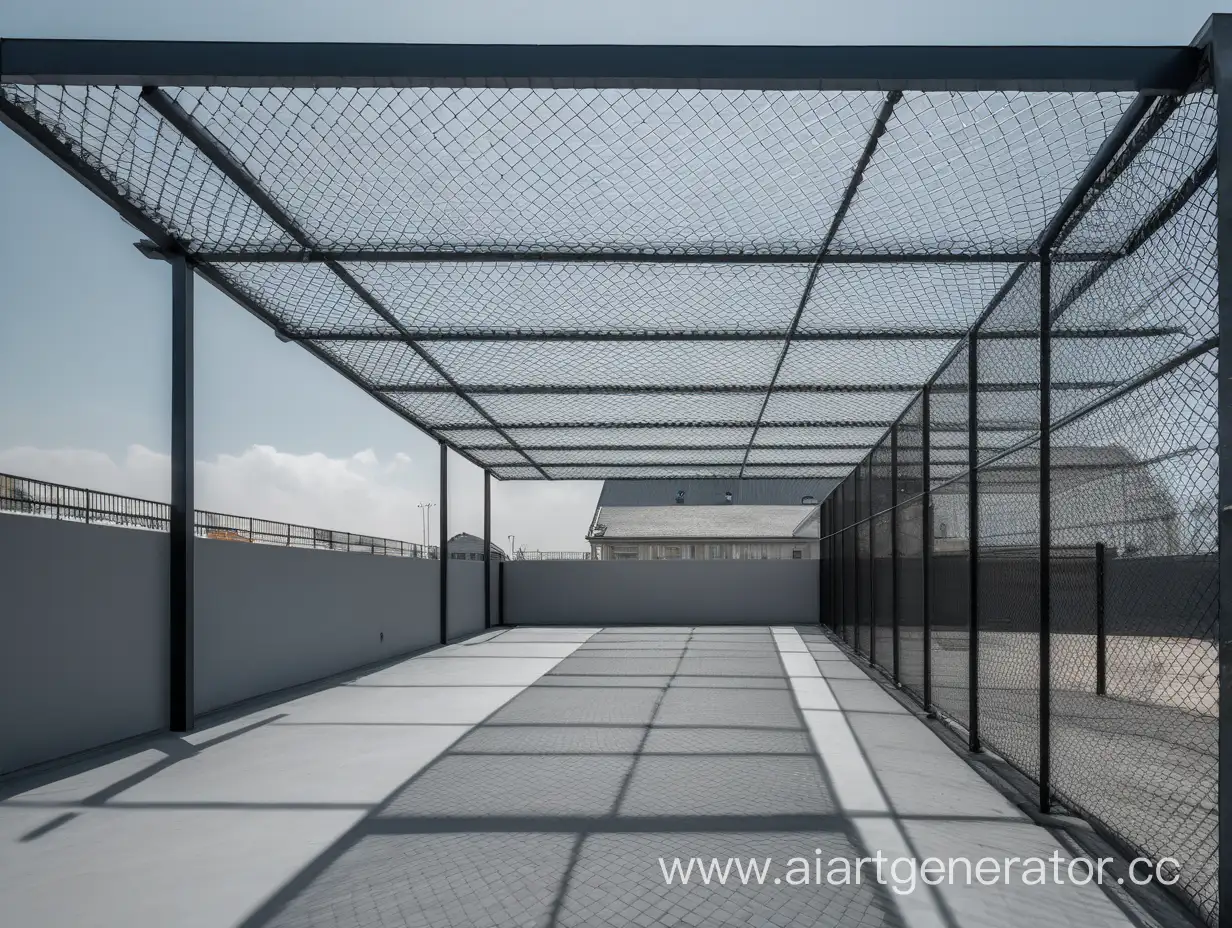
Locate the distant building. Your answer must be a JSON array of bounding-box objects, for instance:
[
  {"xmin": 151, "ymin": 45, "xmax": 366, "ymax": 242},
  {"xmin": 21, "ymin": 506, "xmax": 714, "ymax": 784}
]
[
  {"xmin": 586, "ymin": 478, "xmax": 838, "ymax": 560},
  {"xmin": 448, "ymin": 532, "xmax": 507, "ymax": 561}
]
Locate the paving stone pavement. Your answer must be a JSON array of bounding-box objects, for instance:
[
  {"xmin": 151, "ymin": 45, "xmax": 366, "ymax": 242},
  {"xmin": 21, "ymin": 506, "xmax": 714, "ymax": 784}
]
[{"xmin": 257, "ymin": 626, "xmax": 906, "ymax": 928}]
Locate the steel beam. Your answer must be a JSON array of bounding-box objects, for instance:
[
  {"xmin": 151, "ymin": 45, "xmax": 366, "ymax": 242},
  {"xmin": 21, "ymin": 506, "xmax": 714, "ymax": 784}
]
[
  {"xmin": 890, "ymin": 424, "xmax": 900, "ymax": 684},
  {"xmin": 923, "ymin": 386, "xmax": 934, "ymax": 717},
  {"xmin": 967, "ymin": 330, "xmax": 980, "ymax": 753},
  {"xmin": 0, "ymin": 38, "xmax": 1201, "ymax": 92},
  {"xmin": 742, "ymin": 90, "xmax": 902, "ymax": 477},
  {"xmin": 193, "ymin": 248, "xmax": 1113, "ymax": 264},
  {"xmin": 376, "ymin": 380, "xmax": 1116, "ymax": 394},
  {"xmin": 169, "ymin": 255, "xmax": 194, "ymax": 733},
  {"xmin": 293, "ymin": 327, "xmax": 1184, "ymax": 342},
  {"xmin": 439, "ymin": 441, "xmax": 448, "ymax": 644},
  {"xmin": 432, "ymin": 418, "xmax": 1028, "ymax": 431},
  {"xmin": 1205, "ymin": 13, "xmax": 1232, "ymax": 925},
  {"xmin": 1039, "ymin": 253, "xmax": 1053, "ymax": 814}
]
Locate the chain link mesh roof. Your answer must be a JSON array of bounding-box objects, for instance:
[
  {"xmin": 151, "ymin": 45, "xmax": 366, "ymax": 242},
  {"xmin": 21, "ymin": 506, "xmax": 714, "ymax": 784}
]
[{"xmin": 0, "ymin": 40, "xmax": 1207, "ymax": 480}]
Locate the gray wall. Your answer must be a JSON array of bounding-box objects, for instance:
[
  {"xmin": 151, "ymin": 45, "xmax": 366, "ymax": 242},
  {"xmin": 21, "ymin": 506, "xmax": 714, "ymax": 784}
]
[
  {"xmin": 446, "ymin": 559, "xmax": 486, "ymax": 640},
  {"xmin": 0, "ymin": 515, "xmax": 169, "ymax": 774},
  {"xmin": 195, "ymin": 539, "xmax": 440, "ymax": 713},
  {"xmin": 504, "ymin": 559, "xmax": 820, "ymax": 626},
  {"xmin": 1, "ymin": 516, "xmax": 455, "ymax": 774}
]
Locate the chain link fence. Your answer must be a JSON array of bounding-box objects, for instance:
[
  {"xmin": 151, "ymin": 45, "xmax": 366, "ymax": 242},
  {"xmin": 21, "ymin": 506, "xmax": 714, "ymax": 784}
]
[{"xmin": 820, "ymin": 83, "xmax": 1219, "ymax": 924}]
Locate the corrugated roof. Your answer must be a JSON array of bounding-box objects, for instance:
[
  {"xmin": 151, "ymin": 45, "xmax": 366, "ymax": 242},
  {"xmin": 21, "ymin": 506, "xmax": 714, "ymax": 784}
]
[
  {"xmin": 589, "ymin": 505, "xmax": 818, "ymax": 540},
  {"xmin": 597, "ymin": 478, "xmax": 840, "ymax": 507}
]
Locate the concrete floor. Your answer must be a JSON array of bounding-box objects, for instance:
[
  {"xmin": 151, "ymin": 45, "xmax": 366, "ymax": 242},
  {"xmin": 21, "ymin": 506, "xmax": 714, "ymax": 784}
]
[{"xmin": 0, "ymin": 627, "xmax": 1147, "ymax": 928}]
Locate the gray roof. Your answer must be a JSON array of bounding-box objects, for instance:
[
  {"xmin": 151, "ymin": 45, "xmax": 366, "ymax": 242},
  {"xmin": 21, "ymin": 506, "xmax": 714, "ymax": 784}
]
[
  {"xmin": 589, "ymin": 505, "xmax": 818, "ymax": 541},
  {"xmin": 597, "ymin": 478, "xmax": 840, "ymax": 507}
]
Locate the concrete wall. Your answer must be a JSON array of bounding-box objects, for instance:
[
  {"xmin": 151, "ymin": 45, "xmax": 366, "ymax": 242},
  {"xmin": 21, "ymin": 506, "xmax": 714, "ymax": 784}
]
[
  {"xmin": 504, "ymin": 559, "xmax": 820, "ymax": 626},
  {"xmin": 446, "ymin": 559, "xmax": 486, "ymax": 640},
  {"xmin": 0, "ymin": 515, "xmax": 169, "ymax": 774},
  {"xmin": 0, "ymin": 516, "xmax": 459, "ymax": 774},
  {"xmin": 195, "ymin": 539, "xmax": 440, "ymax": 713}
]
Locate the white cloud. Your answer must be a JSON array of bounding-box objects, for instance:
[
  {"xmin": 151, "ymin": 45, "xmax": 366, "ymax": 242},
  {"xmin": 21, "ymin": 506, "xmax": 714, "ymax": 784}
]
[{"xmin": 0, "ymin": 444, "xmax": 600, "ymax": 553}]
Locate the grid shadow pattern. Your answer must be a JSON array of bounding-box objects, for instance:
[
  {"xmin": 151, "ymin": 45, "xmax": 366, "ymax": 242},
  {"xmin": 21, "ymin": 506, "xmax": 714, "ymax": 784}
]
[{"xmin": 245, "ymin": 628, "xmax": 905, "ymax": 928}]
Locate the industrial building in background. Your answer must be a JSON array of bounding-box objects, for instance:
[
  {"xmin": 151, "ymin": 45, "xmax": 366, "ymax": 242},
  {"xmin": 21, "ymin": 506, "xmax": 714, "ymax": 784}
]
[{"xmin": 586, "ymin": 478, "xmax": 835, "ymax": 559}]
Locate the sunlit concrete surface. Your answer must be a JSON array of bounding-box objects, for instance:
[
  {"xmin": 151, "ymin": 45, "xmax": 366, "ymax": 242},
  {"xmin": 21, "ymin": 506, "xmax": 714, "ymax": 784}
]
[{"xmin": 0, "ymin": 626, "xmax": 1143, "ymax": 928}]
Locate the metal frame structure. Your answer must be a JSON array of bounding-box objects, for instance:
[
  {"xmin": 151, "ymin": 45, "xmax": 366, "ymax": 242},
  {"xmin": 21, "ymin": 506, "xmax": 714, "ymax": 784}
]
[{"xmin": 0, "ymin": 24, "xmax": 1225, "ymax": 925}]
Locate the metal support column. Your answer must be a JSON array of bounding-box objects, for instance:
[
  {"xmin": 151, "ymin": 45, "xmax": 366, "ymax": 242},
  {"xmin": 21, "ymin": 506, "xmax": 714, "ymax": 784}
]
[
  {"xmin": 484, "ymin": 469, "xmax": 492, "ymax": 630},
  {"xmin": 968, "ymin": 331, "xmax": 981, "ymax": 752},
  {"xmin": 923, "ymin": 386, "xmax": 935, "ymax": 717},
  {"xmin": 891, "ymin": 424, "xmax": 901, "ymax": 685},
  {"xmin": 868, "ymin": 455, "xmax": 876, "ymax": 667},
  {"xmin": 439, "ymin": 441, "xmax": 448, "ymax": 645},
  {"xmin": 1209, "ymin": 18, "xmax": 1232, "ymax": 919},
  {"xmin": 1040, "ymin": 253, "xmax": 1053, "ymax": 813},
  {"xmin": 169, "ymin": 254, "xmax": 194, "ymax": 733},
  {"xmin": 1095, "ymin": 541, "xmax": 1107, "ymax": 696},
  {"xmin": 498, "ymin": 559, "xmax": 506, "ymax": 626}
]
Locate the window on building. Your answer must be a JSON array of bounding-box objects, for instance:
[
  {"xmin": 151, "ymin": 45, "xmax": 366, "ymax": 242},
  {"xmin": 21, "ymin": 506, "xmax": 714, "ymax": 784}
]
[
  {"xmin": 655, "ymin": 545, "xmax": 682, "ymax": 560},
  {"xmin": 612, "ymin": 546, "xmax": 638, "ymax": 560},
  {"xmin": 792, "ymin": 549, "xmax": 803, "ymax": 559},
  {"xmin": 708, "ymin": 544, "xmax": 726, "ymax": 559}
]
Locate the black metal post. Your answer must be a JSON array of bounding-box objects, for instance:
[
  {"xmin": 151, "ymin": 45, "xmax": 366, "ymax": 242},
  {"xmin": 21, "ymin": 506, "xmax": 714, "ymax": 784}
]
[
  {"xmin": 169, "ymin": 254, "xmax": 194, "ymax": 733},
  {"xmin": 498, "ymin": 558, "xmax": 506, "ymax": 626},
  {"xmin": 891, "ymin": 424, "xmax": 900, "ymax": 684},
  {"xmin": 968, "ymin": 331, "xmax": 980, "ymax": 752},
  {"xmin": 868, "ymin": 455, "xmax": 876, "ymax": 667},
  {"xmin": 484, "ymin": 469, "xmax": 492, "ymax": 630},
  {"xmin": 1095, "ymin": 541, "xmax": 1107, "ymax": 696},
  {"xmin": 819, "ymin": 501, "xmax": 826, "ymax": 626},
  {"xmin": 1210, "ymin": 20, "xmax": 1232, "ymax": 919},
  {"xmin": 439, "ymin": 441, "xmax": 448, "ymax": 644},
  {"xmin": 1040, "ymin": 253, "xmax": 1053, "ymax": 814},
  {"xmin": 923, "ymin": 386, "xmax": 935, "ymax": 717}
]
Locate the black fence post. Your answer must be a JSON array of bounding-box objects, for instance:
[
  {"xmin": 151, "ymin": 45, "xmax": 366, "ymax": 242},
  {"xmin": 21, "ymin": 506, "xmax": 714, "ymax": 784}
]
[
  {"xmin": 867, "ymin": 454, "xmax": 876, "ymax": 667},
  {"xmin": 1039, "ymin": 252, "xmax": 1053, "ymax": 814},
  {"xmin": 1211, "ymin": 20, "xmax": 1232, "ymax": 918},
  {"xmin": 439, "ymin": 441, "xmax": 448, "ymax": 645},
  {"xmin": 923, "ymin": 385, "xmax": 935, "ymax": 717},
  {"xmin": 968, "ymin": 330, "xmax": 980, "ymax": 753},
  {"xmin": 498, "ymin": 558, "xmax": 506, "ymax": 626},
  {"xmin": 891, "ymin": 424, "xmax": 900, "ymax": 685},
  {"xmin": 169, "ymin": 254, "xmax": 194, "ymax": 734},
  {"xmin": 484, "ymin": 469, "xmax": 492, "ymax": 630},
  {"xmin": 1095, "ymin": 541, "xmax": 1107, "ymax": 696}
]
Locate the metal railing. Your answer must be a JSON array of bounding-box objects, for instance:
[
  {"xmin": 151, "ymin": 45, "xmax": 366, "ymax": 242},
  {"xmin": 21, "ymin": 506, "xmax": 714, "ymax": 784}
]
[
  {"xmin": 0, "ymin": 472, "xmax": 437, "ymax": 559},
  {"xmin": 513, "ymin": 550, "xmax": 595, "ymax": 560}
]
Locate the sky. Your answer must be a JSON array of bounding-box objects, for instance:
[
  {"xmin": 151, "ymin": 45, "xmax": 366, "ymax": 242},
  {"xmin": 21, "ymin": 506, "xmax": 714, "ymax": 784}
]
[{"xmin": 1, "ymin": 0, "xmax": 1227, "ymax": 553}]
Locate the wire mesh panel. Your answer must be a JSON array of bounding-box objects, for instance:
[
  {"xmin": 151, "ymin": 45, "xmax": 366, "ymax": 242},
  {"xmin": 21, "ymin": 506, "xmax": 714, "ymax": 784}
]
[
  {"xmin": 855, "ymin": 458, "xmax": 873, "ymax": 656},
  {"xmin": 895, "ymin": 398, "xmax": 927, "ymax": 701},
  {"xmin": 1045, "ymin": 85, "xmax": 1217, "ymax": 924},
  {"xmin": 1048, "ymin": 354, "xmax": 1217, "ymax": 920},
  {"xmin": 927, "ymin": 343, "xmax": 972, "ymax": 728},
  {"xmin": 844, "ymin": 475, "xmax": 858, "ymax": 648},
  {"xmin": 871, "ymin": 437, "xmax": 895, "ymax": 674},
  {"xmin": 975, "ymin": 445, "xmax": 1042, "ymax": 779}
]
